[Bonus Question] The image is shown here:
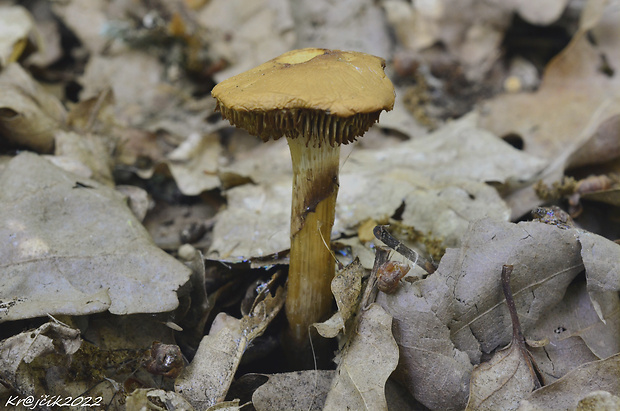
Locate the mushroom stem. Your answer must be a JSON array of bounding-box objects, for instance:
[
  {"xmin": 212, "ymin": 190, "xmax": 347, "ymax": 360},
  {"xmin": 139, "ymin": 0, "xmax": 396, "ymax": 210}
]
[{"xmin": 285, "ymin": 135, "xmax": 340, "ymax": 343}]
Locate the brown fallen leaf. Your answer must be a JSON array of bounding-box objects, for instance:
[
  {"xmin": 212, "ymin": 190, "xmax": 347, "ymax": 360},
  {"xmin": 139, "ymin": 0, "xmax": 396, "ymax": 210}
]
[
  {"xmin": 252, "ymin": 370, "xmax": 334, "ymax": 411},
  {"xmin": 314, "ymin": 259, "xmax": 364, "ymax": 339},
  {"xmin": 0, "ymin": 5, "xmax": 36, "ymax": 67},
  {"xmin": 377, "ymin": 218, "xmax": 606, "ymax": 410},
  {"xmin": 466, "ymin": 344, "xmax": 539, "ymax": 411},
  {"xmin": 516, "ymin": 353, "xmax": 620, "ymax": 411},
  {"xmin": 0, "ymin": 321, "xmax": 81, "ymax": 396},
  {"xmin": 465, "ymin": 265, "xmax": 543, "ymax": 411},
  {"xmin": 0, "ymin": 63, "xmax": 66, "ymax": 152},
  {"xmin": 126, "ymin": 389, "xmax": 196, "ymax": 411},
  {"xmin": 324, "ymin": 304, "xmax": 399, "ymax": 411}
]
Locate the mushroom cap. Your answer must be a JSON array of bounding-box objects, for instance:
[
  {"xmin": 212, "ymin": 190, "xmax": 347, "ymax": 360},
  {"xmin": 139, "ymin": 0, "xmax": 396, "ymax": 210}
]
[{"xmin": 212, "ymin": 48, "xmax": 395, "ymax": 146}]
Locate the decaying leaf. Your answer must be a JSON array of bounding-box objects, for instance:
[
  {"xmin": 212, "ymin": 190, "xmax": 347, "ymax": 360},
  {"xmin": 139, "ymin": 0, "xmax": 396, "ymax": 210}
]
[
  {"xmin": 516, "ymin": 354, "xmax": 620, "ymax": 411},
  {"xmin": 126, "ymin": 388, "xmax": 196, "ymax": 411},
  {"xmin": 54, "ymin": 130, "xmax": 115, "ymax": 187},
  {"xmin": 323, "ymin": 304, "xmax": 398, "ymax": 411},
  {"xmin": 0, "ymin": 152, "xmax": 191, "ymax": 322},
  {"xmin": 252, "ymin": 370, "xmax": 334, "ymax": 411},
  {"xmin": 0, "ymin": 321, "xmax": 81, "ymax": 395},
  {"xmin": 466, "ymin": 342, "xmax": 539, "ymax": 411},
  {"xmin": 529, "ymin": 268, "xmax": 620, "ymax": 362},
  {"xmin": 314, "ymin": 259, "xmax": 364, "ymax": 338},
  {"xmin": 465, "ymin": 265, "xmax": 542, "ymax": 411},
  {"xmin": 0, "ymin": 63, "xmax": 66, "ymax": 152},
  {"xmin": 377, "ymin": 217, "xmax": 620, "ymax": 410},
  {"xmin": 175, "ymin": 287, "xmax": 285, "ymax": 409},
  {"xmin": 165, "ymin": 132, "xmax": 222, "ymax": 195},
  {"xmin": 0, "ymin": 5, "xmax": 35, "ymax": 67},
  {"xmin": 578, "ymin": 230, "xmax": 620, "ymax": 321}
]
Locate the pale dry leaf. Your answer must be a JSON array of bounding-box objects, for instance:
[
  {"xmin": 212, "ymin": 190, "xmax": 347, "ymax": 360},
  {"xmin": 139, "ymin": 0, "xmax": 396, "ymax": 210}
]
[
  {"xmin": 529, "ymin": 276, "xmax": 620, "ymax": 364},
  {"xmin": 377, "ymin": 274, "xmax": 473, "ymax": 411},
  {"xmin": 529, "ymin": 335, "xmax": 600, "ymax": 385},
  {"xmin": 175, "ymin": 313, "xmax": 245, "ymax": 410},
  {"xmin": 576, "ymin": 391, "xmax": 620, "ymax": 410},
  {"xmin": 165, "ymin": 132, "xmax": 222, "ymax": 195},
  {"xmin": 438, "ymin": 219, "xmax": 584, "ymax": 360},
  {"xmin": 577, "ymin": 230, "xmax": 620, "ymax": 321},
  {"xmin": 54, "ymin": 130, "xmax": 114, "ymax": 187},
  {"xmin": 0, "ymin": 5, "xmax": 34, "ymax": 67},
  {"xmin": 208, "ymin": 177, "xmax": 291, "ymax": 262},
  {"xmin": 0, "ymin": 63, "xmax": 66, "ymax": 152},
  {"xmin": 51, "ymin": 0, "xmax": 109, "ymax": 54},
  {"xmin": 175, "ymin": 288, "xmax": 285, "ymax": 409},
  {"xmin": 377, "ymin": 218, "xmax": 597, "ymax": 410},
  {"xmin": 125, "ymin": 389, "xmax": 196, "ymax": 411},
  {"xmin": 516, "ymin": 354, "xmax": 620, "ymax": 411},
  {"xmin": 79, "ymin": 52, "xmax": 165, "ymax": 125},
  {"xmin": 0, "ymin": 152, "xmax": 191, "ymax": 322},
  {"xmin": 314, "ymin": 259, "xmax": 364, "ymax": 338},
  {"xmin": 0, "ymin": 322, "xmax": 81, "ymax": 396},
  {"xmin": 465, "ymin": 342, "xmax": 538, "ymax": 411},
  {"xmin": 323, "ymin": 304, "xmax": 398, "ymax": 411},
  {"xmin": 252, "ymin": 370, "xmax": 334, "ymax": 411}
]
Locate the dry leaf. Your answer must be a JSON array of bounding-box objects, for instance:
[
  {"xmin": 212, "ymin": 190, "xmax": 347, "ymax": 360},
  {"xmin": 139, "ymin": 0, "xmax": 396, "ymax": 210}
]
[
  {"xmin": 175, "ymin": 287, "xmax": 285, "ymax": 409},
  {"xmin": 578, "ymin": 230, "xmax": 620, "ymax": 322},
  {"xmin": 165, "ymin": 132, "xmax": 222, "ymax": 195},
  {"xmin": 54, "ymin": 130, "xmax": 114, "ymax": 186},
  {"xmin": 0, "ymin": 321, "xmax": 81, "ymax": 395},
  {"xmin": 0, "ymin": 5, "xmax": 35, "ymax": 67},
  {"xmin": 465, "ymin": 265, "xmax": 542, "ymax": 411},
  {"xmin": 126, "ymin": 389, "xmax": 196, "ymax": 411},
  {"xmin": 378, "ymin": 273, "xmax": 473, "ymax": 410},
  {"xmin": 0, "ymin": 63, "xmax": 66, "ymax": 152},
  {"xmin": 377, "ymin": 218, "xmax": 607, "ymax": 410},
  {"xmin": 516, "ymin": 354, "xmax": 620, "ymax": 411},
  {"xmin": 466, "ymin": 342, "xmax": 538, "ymax": 411},
  {"xmin": 314, "ymin": 259, "xmax": 364, "ymax": 338},
  {"xmin": 529, "ymin": 244, "xmax": 620, "ymax": 361},
  {"xmin": 323, "ymin": 304, "xmax": 398, "ymax": 411},
  {"xmin": 0, "ymin": 152, "xmax": 191, "ymax": 321},
  {"xmin": 51, "ymin": 0, "xmax": 109, "ymax": 54},
  {"xmin": 252, "ymin": 370, "xmax": 334, "ymax": 411}
]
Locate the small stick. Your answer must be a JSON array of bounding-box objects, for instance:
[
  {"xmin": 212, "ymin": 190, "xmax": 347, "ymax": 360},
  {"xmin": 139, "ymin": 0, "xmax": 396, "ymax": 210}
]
[{"xmin": 373, "ymin": 225, "xmax": 436, "ymax": 273}]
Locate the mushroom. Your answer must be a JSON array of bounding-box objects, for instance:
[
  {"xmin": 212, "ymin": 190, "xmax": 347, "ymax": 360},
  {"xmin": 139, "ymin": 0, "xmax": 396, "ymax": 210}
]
[{"xmin": 211, "ymin": 48, "xmax": 394, "ymax": 346}]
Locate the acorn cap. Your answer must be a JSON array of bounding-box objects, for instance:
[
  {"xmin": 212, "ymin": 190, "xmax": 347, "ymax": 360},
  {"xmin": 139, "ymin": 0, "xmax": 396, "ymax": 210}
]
[{"xmin": 211, "ymin": 48, "xmax": 395, "ymax": 146}]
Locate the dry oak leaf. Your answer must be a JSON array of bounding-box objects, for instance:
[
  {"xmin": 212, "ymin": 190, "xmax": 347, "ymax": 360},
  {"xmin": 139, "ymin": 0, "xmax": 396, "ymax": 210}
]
[
  {"xmin": 516, "ymin": 353, "xmax": 620, "ymax": 411},
  {"xmin": 323, "ymin": 303, "xmax": 399, "ymax": 411},
  {"xmin": 0, "ymin": 152, "xmax": 191, "ymax": 322}
]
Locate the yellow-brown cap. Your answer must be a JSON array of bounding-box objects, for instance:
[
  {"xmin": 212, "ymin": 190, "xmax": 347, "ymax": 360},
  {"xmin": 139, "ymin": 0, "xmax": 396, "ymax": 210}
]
[{"xmin": 212, "ymin": 48, "xmax": 395, "ymax": 146}]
